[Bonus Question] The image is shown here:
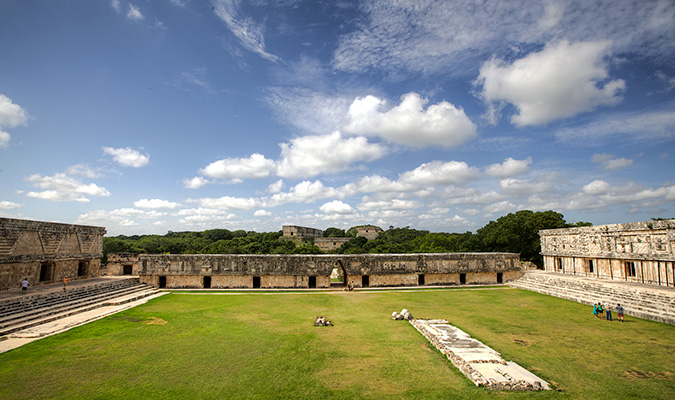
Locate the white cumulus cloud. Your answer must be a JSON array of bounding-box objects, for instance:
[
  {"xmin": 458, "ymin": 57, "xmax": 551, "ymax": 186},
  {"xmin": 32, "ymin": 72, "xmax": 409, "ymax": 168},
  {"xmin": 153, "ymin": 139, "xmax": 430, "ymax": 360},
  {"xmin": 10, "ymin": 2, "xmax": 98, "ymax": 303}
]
[
  {"xmin": 485, "ymin": 157, "xmax": 532, "ymax": 178},
  {"xmin": 0, "ymin": 94, "xmax": 29, "ymax": 149},
  {"xmin": 25, "ymin": 173, "xmax": 111, "ymax": 202},
  {"xmin": 320, "ymin": 200, "xmax": 355, "ymax": 215},
  {"xmin": 201, "ymin": 153, "xmax": 276, "ymax": 182},
  {"xmin": 0, "ymin": 201, "xmax": 22, "ymax": 210},
  {"xmin": 477, "ymin": 40, "xmax": 625, "ymax": 126},
  {"xmin": 183, "ymin": 176, "xmax": 210, "ymax": 189},
  {"xmin": 400, "ymin": 161, "xmax": 480, "ymax": 185},
  {"xmin": 134, "ymin": 199, "xmax": 181, "ymax": 209},
  {"xmin": 103, "ymin": 147, "xmax": 150, "ymax": 168},
  {"xmin": 276, "ymin": 131, "xmax": 387, "ymax": 179},
  {"xmin": 591, "ymin": 153, "xmax": 633, "ymax": 170},
  {"xmin": 344, "ymin": 92, "xmax": 477, "ymax": 148}
]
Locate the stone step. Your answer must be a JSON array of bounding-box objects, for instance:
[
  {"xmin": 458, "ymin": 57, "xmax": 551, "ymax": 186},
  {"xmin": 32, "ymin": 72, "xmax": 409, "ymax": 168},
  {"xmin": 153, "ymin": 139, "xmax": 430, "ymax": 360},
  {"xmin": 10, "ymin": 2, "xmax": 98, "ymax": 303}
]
[
  {"xmin": 0, "ymin": 284, "xmax": 153, "ymax": 328},
  {"xmin": 0, "ymin": 288, "xmax": 159, "ymax": 337},
  {"xmin": 0, "ymin": 279, "xmax": 140, "ymax": 315},
  {"xmin": 509, "ymin": 275, "xmax": 675, "ymax": 324},
  {"xmin": 516, "ymin": 279, "xmax": 675, "ymax": 307},
  {"xmin": 512, "ymin": 280, "xmax": 675, "ymax": 310}
]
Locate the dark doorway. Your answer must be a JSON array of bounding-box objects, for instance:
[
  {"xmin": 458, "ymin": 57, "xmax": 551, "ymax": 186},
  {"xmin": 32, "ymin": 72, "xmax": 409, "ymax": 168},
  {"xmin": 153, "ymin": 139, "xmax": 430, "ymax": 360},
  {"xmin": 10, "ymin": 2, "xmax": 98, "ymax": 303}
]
[
  {"xmin": 362, "ymin": 275, "xmax": 369, "ymax": 287},
  {"xmin": 78, "ymin": 261, "xmax": 87, "ymax": 277},
  {"xmin": 123, "ymin": 265, "xmax": 133, "ymax": 275},
  {"xmin": 253, "ymin": 276, "xmax": 261, "ymax": 288},
  {"xmin": 39, "ymin": 263, "xmax": 52, "ymax": 282},
  {"xmin": 158, "ymin": 276, "xmax": 167, "ymax": 288},
  {"xmin": 459, "ymin": 273, "xmax": 466, "ymax": 285},
  {"xmin": 203, "ymin": 276, "xmax": 211, "ymax": 289},
  {"xmin": 308, "ymin": 276, "xmax": 316, "ymax": 288},
  {"xmin": 496, "ymin": 272, "xmax": 503, "ymax": 284},
  {"xmin": 418, "ymin": 274, "xmax": 425, "ymax": 286}
]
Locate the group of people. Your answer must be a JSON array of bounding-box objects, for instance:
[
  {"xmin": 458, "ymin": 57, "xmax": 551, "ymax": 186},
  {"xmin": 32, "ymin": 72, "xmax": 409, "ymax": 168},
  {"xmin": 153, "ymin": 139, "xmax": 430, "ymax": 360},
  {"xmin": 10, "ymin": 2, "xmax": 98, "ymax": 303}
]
[
  {"xmin": 343, "ymin": 281, "xmax": 355, "ymax": 291},
  {"xmin": 593, "ymin": 302, "xmax": 625, "ymax": 322},
  {"xmin": 19, "ymin": 276, "xmax": 69, "ymax": 294}
]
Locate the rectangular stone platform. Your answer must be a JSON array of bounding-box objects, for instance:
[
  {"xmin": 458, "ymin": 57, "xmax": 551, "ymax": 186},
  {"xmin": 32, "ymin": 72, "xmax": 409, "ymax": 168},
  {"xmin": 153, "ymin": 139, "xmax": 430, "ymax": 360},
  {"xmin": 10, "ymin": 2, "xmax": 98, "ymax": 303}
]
[{"xmin": 411, "ymin": 319, "xmax": 550, "ymax": 391}]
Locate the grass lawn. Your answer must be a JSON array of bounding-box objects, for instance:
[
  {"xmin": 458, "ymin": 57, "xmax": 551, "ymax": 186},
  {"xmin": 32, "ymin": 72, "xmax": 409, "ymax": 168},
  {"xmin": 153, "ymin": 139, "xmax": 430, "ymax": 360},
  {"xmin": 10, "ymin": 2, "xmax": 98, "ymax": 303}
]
[{"xmin": 0, "ymin": 287, "xmax": 673, "ymax": 399}]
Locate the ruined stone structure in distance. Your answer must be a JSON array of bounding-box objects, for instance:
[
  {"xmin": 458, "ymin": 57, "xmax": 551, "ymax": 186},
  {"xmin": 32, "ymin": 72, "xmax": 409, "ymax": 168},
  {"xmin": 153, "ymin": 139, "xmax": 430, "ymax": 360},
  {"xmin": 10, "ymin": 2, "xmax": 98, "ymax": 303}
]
[
  {"xmin": 0, "ymin": 217, "xmax": 106, "ymax": 290},
  {"xmin": 106, "ymin": 252, "xmax": 521, "ymax": 289},
  {"xmin": 540, "ymin": 219, "xmax": 675, "ymax": 287}
]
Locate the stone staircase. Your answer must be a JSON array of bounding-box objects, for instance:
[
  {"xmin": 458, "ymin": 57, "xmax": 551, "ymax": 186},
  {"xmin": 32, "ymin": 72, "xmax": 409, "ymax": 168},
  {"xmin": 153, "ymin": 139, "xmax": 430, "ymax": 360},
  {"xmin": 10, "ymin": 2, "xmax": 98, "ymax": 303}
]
[
  {"xmin": 509, "ymin": 271, "xmax": 675, "ymax": 325},
  {"xmin": 0, "ymin": 278, "xmax": 159, "ymax": 338}
]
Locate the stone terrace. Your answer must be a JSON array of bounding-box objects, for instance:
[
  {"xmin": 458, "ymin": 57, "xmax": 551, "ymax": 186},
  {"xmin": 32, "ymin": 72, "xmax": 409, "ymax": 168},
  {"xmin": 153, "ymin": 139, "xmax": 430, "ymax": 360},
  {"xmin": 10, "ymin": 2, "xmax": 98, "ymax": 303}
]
[
  {"xmin": 0, "ymin": 277, "xmax": 160, "ymax": 339},
  {"xmin": 509, "ymin": 270, "xmax": 675, "ymax": 324}
]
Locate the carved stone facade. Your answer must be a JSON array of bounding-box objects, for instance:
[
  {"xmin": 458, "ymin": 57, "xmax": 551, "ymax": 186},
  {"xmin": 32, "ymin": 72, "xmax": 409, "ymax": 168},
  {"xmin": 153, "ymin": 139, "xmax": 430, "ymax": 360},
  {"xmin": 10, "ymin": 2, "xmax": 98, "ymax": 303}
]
[
  {"xmin": 282, "ymin": 225, "xmax": 323, "ymax": 239},
  {"xmin": 0, "ymin": 217, "xmax": 106, "ymax": 290},
  {"xmin": 106, "ymin": 252, "xmax": 521, "ymax": 289},
  {"xmin": 540, "ymin": 220, "xmax": 675, "ymax": 287},
  {"xmin": 314, "ymin": 237, "xmax": 351, "ymax": 252},
  {"xmin": 354, "ymin": 225, "xmax": 383, "ymax": 240}
]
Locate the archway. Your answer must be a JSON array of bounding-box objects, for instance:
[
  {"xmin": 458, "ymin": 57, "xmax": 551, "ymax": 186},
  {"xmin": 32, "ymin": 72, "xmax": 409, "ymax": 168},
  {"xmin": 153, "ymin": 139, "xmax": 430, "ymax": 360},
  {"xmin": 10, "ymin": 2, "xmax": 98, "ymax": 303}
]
[{"xmin": 330, "ymin": 260, "xmax": 348, "ymax": 289}]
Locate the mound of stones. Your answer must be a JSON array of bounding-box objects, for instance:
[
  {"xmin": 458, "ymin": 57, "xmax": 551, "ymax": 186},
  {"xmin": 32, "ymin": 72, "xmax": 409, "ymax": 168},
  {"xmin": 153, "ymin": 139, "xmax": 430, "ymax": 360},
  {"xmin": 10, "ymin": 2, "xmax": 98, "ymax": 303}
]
[{"xmin": 391, "ymin": 308, "xmax": 413, "ymax": 320}]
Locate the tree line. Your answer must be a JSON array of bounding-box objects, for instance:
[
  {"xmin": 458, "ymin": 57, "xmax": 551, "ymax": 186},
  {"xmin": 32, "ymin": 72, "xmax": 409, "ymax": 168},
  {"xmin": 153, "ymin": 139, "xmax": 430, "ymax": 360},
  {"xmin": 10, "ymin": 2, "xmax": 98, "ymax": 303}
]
[{"xmin": 103, "ymin": 210, "xmax": 591, "ymax": 266}]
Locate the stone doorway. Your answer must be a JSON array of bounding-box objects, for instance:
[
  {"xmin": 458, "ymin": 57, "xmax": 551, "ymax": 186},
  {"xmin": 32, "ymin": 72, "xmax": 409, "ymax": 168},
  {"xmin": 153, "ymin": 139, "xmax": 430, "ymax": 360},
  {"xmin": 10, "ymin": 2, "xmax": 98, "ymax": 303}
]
[
  {"xmin": 39, "ymin": 263, "xmax": 53, "ymax": 282},
  {"xmin": 203, "ymin": 276, "xmax": 211, "ymax": 289},
  {"xmin": 308, "ymin": 276, "xmax": 316, "ymax": 288},
  {"xmin": 78, "ymin": 261, "xmax": 88, "ymax": 277},
  {"xmin": 158, "ymin": 276, "xmax": 167, "ymax": 288},
  {"xmin": 252, "ymin": 276, "xmax": 261, "ymax": 288},
  {"xmin": 330, "ymin": 261, "xmax": 348, "ymax": 289}
]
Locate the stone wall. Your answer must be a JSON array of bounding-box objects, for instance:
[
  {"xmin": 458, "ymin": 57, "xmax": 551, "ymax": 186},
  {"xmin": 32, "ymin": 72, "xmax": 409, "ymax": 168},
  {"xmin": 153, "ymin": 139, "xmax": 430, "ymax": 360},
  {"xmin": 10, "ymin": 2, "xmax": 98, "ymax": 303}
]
[
  {"xmin": 354, "ymin": 225, "xmax": 383, "ymax": 240},
  {"xmin": 282, "ymin": 225, "xmax": 323, "ymax": 239},
  {"xmin": 540, "ymin": 220, "xmax": 675, "ymax": 286},
  {"xmin": 108, "ymin": 252, "xmax": 521, "ymax": 289},
  {"xmin": 314, "ymin": 237, "xmax": 351, "ymax": 252},
  {"xmin": 0, "ymin": 217, "xmax": 106, "ymax": 290}
]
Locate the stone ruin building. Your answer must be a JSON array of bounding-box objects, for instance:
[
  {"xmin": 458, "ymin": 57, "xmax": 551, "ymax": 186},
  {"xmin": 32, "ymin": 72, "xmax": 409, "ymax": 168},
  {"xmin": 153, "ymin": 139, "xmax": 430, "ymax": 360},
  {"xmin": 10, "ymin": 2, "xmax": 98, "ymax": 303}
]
[
  {"xmin": 0, "ymin": 217, "xmax": 106, "ymax": 291},
  {"xmin": 281, "ymin": 224, "xmax": 384, "ymax": 252},
  {"xmin": 540, "ymin": 219, "xmax": 675, "ymax": 287},
  {"xmin": 106, "ymin": 252, "xmax": 522, "ymax": 289}
]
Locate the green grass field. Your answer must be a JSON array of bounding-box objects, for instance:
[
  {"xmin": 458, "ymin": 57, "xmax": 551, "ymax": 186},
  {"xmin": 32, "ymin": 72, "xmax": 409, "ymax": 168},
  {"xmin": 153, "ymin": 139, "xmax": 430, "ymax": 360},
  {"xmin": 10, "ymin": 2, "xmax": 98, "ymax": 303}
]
[{"xmin": 1, "ymin": 287, "xmax": 673, "ymax": 399}]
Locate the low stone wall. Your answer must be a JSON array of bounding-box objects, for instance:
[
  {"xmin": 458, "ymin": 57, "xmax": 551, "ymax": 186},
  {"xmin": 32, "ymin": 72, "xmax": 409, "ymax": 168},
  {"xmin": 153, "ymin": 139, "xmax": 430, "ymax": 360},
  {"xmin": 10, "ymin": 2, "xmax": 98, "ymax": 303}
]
[
  {"xmin": 109, "ymin": 252, "xmax": 521, "ymax": 289},
  {"xmin": 411, "ymin": 319, "xmax": 550, "ymax": 391}
]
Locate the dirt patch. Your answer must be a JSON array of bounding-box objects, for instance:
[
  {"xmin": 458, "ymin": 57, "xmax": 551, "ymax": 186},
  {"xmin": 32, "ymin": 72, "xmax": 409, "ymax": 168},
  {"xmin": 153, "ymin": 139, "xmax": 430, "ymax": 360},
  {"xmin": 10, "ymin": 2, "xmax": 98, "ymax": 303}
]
[
  {"xmin": 109, "ymin": 315, "xmax": 145, "ymax": 323},
  {"xmin": 145, "ymin": 317, "xmax": 168, "ymax": 325},
  {"xmin": 511, "ymin": 336, "xmax": 534, "ymax": 347},
  {"xmin": 624, "ymin": 370, "xmax": 673, "ymax": 380}
]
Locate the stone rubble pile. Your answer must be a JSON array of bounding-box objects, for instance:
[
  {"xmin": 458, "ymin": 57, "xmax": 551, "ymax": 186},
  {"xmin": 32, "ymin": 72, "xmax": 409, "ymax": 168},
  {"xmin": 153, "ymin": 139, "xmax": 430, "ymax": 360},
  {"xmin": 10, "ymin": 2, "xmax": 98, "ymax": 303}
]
[
  {"xmin": 391, "ymin": 308, "xmax": 413, "ymax": 320},
  {"xmin": 410, "ymin": 318, "xmax": 550, "ymax": 391}
]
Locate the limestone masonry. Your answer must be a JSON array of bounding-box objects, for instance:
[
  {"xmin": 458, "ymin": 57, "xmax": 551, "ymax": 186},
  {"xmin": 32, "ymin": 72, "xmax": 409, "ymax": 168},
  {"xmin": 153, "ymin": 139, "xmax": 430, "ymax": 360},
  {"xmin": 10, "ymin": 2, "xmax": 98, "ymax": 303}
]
[
  {"xmin": 106, "ymin": 252, "xmax": 521, "ymax": 289},
  {"xmin": 540, "ymin": 219, "xmax": 675, "ymax": 287},
  {"xmin": 0, "ymin": 217, "xmax": 106, "ymax": 291}
]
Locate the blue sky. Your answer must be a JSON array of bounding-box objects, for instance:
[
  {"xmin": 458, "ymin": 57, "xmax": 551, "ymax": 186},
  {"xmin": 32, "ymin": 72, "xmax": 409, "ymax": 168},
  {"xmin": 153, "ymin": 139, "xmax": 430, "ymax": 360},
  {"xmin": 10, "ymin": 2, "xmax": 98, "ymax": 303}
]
[{"xmin": 1, "ymin": 0, "xmax": 674, "ymax": 236}]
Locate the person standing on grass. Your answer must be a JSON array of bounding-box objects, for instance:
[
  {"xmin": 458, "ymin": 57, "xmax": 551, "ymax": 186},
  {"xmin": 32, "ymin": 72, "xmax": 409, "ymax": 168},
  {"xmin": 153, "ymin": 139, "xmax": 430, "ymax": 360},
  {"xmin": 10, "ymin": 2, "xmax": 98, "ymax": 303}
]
[
  {"xmin": 597, "ymin": 302, "xmax": 604, "ymax": 320},
  {"xmin": 21, "ymin": 278, "xmax": 29, "ymax": 293},
  {"xmin": 62, "ymin": 276, "xmax": 68, "ymax": 292},
  {"xmin": 593, "ymin": 303, "xmax": 599, "ymax": 318},
  {"xmin": 605, "ymin": 302, "xmax": 612, "ymax": 321},
  {"xmin": 616, "ymin": 304, "xmax": 624, "ymax": 322}
]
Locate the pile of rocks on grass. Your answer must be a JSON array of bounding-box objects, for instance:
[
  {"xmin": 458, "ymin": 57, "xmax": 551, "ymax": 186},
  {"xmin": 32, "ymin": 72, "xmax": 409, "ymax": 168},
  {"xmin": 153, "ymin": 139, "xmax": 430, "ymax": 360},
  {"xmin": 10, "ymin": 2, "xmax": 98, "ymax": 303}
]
[{"xmin": 391, "ymin": 308, "xmax": 413, "ymax": 321}]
